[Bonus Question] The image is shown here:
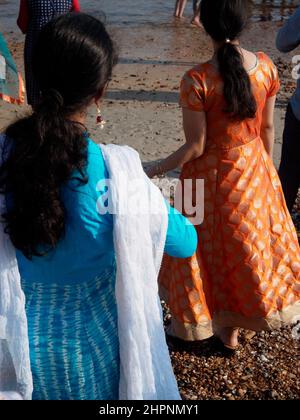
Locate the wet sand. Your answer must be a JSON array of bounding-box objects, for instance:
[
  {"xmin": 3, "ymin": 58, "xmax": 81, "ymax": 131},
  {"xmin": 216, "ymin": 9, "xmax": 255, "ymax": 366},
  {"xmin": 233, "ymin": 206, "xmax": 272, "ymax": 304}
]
[{"xmin": 0, "ymin": 3, "xmax": 298, "ymax": 169}]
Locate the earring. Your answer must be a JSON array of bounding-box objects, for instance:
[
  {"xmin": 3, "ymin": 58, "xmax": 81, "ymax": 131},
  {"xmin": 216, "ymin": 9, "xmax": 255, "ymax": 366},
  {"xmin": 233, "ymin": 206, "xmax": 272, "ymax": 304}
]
[{"xmin": 96, "ymin": 106, "xmax": 106, "ymax": 129}]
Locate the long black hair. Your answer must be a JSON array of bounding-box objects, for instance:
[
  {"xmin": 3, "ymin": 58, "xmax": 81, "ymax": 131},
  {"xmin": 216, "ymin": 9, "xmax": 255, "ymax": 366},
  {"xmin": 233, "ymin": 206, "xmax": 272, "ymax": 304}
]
[
  {"xmin": 200, "ymin": 0, "xmax": 257, "ymax": 120},
  {"xmin": 0, "ymin": 13, "xmax": 117, "ymax": 259}
]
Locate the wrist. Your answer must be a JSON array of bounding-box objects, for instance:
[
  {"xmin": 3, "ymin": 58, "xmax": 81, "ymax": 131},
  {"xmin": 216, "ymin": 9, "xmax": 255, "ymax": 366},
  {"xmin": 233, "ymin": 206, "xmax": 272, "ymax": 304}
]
[{"xmin": 155, "ymin": 160, "xmax": 165, "ymax": 176}]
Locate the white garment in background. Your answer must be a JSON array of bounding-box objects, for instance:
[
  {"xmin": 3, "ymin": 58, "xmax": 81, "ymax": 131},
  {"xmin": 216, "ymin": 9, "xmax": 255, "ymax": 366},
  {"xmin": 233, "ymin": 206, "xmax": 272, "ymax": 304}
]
[
  {"xmin": 0, "ymin": 55, "xmax": 6, "ymax": 81},
  {"xmin": 0, "ymin": 136, "xmax": 32, "ymax": 400}
]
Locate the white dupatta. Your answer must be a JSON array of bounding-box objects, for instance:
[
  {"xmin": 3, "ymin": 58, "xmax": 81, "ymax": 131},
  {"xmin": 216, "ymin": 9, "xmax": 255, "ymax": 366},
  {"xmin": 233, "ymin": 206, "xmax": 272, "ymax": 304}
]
[
  {"xmin": 0, "ymin": 135, "xmax": 33, "ymax": 400},
  {"xmin": 0, "ymin": 138, "xmax": 180, "ymax": 400},
  {"xmin": 100, "ymin": 144, "xmax": 180, "ymax": 400}
]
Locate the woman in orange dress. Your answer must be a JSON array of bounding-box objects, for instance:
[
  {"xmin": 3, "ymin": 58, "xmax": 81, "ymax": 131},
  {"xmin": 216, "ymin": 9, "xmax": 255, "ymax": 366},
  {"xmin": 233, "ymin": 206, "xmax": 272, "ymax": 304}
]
[{"xmin": 146, "ymin": 0, "xmax": 300, "ymax": 350}]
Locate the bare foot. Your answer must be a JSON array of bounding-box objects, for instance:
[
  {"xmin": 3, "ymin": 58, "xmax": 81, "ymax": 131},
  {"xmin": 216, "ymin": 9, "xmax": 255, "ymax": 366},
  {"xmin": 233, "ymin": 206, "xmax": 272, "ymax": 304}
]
[
  {"xmin": 191, "ymin": 17, "xmax": 203, "ymax": 28},
  {"xmin": 217, "ymin": 327, "xmax": 239, "ymax": 349}
]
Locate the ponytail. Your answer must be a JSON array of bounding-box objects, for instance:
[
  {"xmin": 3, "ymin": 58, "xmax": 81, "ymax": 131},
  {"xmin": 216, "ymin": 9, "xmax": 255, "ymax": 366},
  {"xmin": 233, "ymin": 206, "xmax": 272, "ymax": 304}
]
[
  {"xmin": 200, "ymin": 0, "xmax": 256, "ymax": 120},
  {"xmin": 217, "ymin": 42, "xmax": 257, "ymax": 120}
]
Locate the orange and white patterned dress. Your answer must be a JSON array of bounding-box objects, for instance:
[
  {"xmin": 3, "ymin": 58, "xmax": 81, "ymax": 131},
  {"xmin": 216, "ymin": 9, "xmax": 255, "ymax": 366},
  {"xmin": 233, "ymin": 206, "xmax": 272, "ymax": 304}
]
[{"xmin": 160, "ymin": 52, "xmax": 300, "ymax": 341}]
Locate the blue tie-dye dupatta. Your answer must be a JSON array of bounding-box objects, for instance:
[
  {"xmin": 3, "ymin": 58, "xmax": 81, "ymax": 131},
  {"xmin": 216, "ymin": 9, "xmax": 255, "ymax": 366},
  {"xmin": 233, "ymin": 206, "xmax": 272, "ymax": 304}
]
[{"xmin": 0, "ymin": 32, "xmax": 25, "ymax": 105}]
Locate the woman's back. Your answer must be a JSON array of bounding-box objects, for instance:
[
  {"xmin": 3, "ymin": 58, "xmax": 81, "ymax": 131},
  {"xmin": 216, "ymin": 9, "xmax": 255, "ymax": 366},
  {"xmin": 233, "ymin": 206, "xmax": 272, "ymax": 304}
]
[
  {"xmin": 15, "ymin": 138, "xmax": 114, "ymax": 285},
  {"xmin": 180, "ymin": 51, "xmax": 280, "ymax": 149},
  {"xmin": 162, "ymin": 50, "xmax": 300, "ymax": 341}
]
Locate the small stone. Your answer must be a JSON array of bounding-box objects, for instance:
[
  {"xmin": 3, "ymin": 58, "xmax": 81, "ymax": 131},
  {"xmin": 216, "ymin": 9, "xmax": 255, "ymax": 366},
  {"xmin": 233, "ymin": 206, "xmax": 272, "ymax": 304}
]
[{"xmin": 238, "ymin": 389, "xmax": 247, "ymax": 397}]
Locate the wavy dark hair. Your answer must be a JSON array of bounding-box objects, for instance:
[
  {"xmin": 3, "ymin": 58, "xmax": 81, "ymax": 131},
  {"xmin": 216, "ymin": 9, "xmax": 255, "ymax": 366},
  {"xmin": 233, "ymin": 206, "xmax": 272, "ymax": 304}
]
[
  {"xmin": 0, "ymin": 13, "xmax": 117, "ymax": 259},
  {"xmin": 200, "ymin": 0, "xmax": 257, "ymax": 120}
]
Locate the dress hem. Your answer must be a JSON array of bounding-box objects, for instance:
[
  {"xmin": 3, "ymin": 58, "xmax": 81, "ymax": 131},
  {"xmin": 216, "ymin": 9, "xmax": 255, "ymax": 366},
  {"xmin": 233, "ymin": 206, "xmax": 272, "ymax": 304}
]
[{"xmin": 161, "ymin": 284, "xmax": 300, "ymax": 342}]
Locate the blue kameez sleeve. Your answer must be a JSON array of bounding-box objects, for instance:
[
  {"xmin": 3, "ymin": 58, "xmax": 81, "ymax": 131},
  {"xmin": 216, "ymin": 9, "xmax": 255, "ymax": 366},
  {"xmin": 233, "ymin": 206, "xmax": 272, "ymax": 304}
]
[
  {"xmin": 164, "ymin": 201, "xmax": 198, "ymax": 258},
  {"xmin": 96, "ymin": 143, "xmax": 197, "ymax": 260}
]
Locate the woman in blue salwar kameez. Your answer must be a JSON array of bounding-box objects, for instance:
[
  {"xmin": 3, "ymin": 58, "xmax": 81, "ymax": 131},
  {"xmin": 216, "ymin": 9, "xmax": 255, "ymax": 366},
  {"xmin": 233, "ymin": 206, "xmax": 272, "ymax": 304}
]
[{"xmin": 0, "ymin": 13, "xmax": 197, "ymax": 400}]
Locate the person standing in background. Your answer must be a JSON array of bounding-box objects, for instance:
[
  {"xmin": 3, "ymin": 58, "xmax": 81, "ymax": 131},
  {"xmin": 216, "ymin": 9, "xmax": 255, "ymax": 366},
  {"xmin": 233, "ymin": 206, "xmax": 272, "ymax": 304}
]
[
  {"xmin": 174, "ymin": 0, "xmax": 201, "ymax": 26},
  {"xmin": 174, "ymin": 0, "xmax": 187, "ymax": 18},
  {"xmin": 17, "ymin": 0, "xmax": 80, "ymax": 107},
  {"xmin": 277, "ymin": 6, "xmax": 300, "ymax": 213},
  {"xmin": 191, "ymin": 1, "xmax": 202, "ymax": 27}
]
